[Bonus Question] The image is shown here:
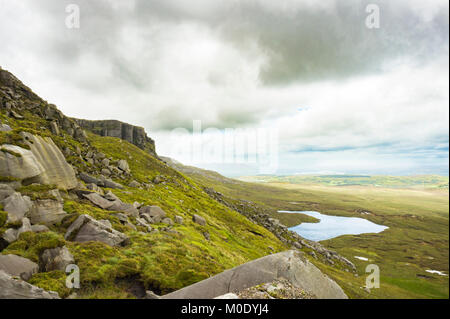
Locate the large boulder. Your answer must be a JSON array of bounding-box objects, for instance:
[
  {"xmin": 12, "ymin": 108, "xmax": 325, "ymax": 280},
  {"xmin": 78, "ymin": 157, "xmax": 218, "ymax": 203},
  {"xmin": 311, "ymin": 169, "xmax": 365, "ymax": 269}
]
[
  {"xmin": 29, "ymin": 199, "xmax": 67, "ymax": 225},
  {"xmin": 39, "ymin": 246, "xmax": 75, "ymax": 272},
  {"xmin": 0, "ymin": 270, "xmax": 60, "ymax": 299},
  {"xmin": 107, "ymin": 201, "xmax": 139, "ymax": 217},
  {"xmin": 0, "ymin": 254, "xmax": 39, "ymax": 281},
  {"xmin": 65, "ymin": 214, "xmax": 129, "ymax": 247},
  {"xmin": 82, "ymin": 192, "xmax": 114, "ymax": 210},
  {"xmin": 139, "ymin": 206, "xmax": 166, "ymax": 223},
  {"xmin": 20, "ymin": 132, "xmax": 78, "ymax": 190},
  {"xmin": 0, "ymin": 144, "xmax": 45, "ymax": 181},
  {"xmin": 2, "ymin": 192, "xmax": 32, "ymax": 224},
  {"xmin": 162, "ymin": 250, "xmax": 348, "ymax": 299}
]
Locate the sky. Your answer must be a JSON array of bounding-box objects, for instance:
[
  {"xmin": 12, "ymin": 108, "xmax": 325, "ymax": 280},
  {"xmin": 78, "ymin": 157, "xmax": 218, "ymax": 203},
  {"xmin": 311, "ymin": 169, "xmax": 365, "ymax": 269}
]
[{"xmin": 0, "ymin": 0, "xmax": 448, "ymax": 177}]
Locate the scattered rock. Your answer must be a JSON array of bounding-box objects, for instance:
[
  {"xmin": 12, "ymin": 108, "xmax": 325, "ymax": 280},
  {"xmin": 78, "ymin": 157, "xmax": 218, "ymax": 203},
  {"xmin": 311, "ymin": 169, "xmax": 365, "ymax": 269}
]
[
  {"xmin": 31, "ymin": 224, "xmax": 50, "ymax": 233},
  {"xmin": 117, "ymin": 159, "xmax": 130, "ymax": 173},
  {"xmin": 139, "ymin": 206, "xmax": 166, "ymax": 223},
  {"xmin": 0, "ymin": 184, "xmax": 15, "ymax": 201},
  {"xmin": 39, "ymin": 246, "xmax": 75, "ymax": 272},
  {"xmin": 193, "ymin": 214, "xmax": 206, "ymax": 226},
  {"xmin": 162, "ymin": 217, "xmax": 174, "ymax": 226},
  {"xmin": 2, "ymin": 192, "xmax": 32, "ymax": 224},
  {"xmin": 29, "ymin": 199, "xmax": 67, "ymax": 226},
  {"xmin": 79, "ymin": 173, "xmax": 99, "ymax": 185},
  {"xmin": 65, "ymin": 214, "xmax": 129, "ymax": 247},
  {"xmin": 2, "ymin": 228, "xmax": 18, "ymax": 244},
  {"xmin": 0, "ymin": 254, "xmax": 38, "ymax": 281},
  {"xmin": 129, "ymin": 180, "xmax": 141, "ymax": 188},
  {"xmin": 0, "ymin": 270, "xmax": 60, "ymax": 299},
  {"xmin": 16, "ymin": 217, "xmax": 32, "ymax": 237},
  {"xmin": 82, "ymin": 192, "xmax": 114, "ymax": 210},
  {"xmin": 174, "ymin": 215, "xmax": 184, "ymax": 224}
]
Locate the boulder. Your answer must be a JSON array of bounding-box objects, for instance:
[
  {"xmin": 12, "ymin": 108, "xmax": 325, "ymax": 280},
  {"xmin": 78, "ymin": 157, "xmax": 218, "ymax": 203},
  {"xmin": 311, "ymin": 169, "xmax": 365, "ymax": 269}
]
[
  {"xmin": 0, "ymin": 270, "xmax": 60, "ymax": 299},
  {"xmin": 98, "ymin": 177, "xmax": 124, "ymax": 189},
  {"xmin": 20, "ymin": 132, "xmax": 78, "ymax": 190},
  {"xmin": 193, "ymin": 214, "xmax": 206, "ymax": 226},
  {"xmin": 39, "ymin": 246, "xmax": 75, "ymax": 272},
  {"xmin": 82, "ymin": 192, "xmax": 114, "ymax": 210},
  {"xmin": 174, "ymin": 215, "xmax": 184, "ymax": 224},
  {"xmin": 0, "ymin": 145, "xmax": 45, "ymax": 181},
  {"xmin": 0, "ymin": 184, "xmax": 15, "ymax": 201},
  {"xmin": 162, "ymin": 217, "xmax": 174, "ymax": 226},
  {"xmin": 0, "ymin": 123, "xmax": 12, "ymax": 132},
  {"xmin": 29, "ymin": 199, "xmax": 67, "ymax": 225},
  {"xmin": 2, "ymin": 228, "xmax": 18, "ymax": 244},
  {"xmin": 16, "ymin": 217, "xmax": 32, "ymax": 237},
  {"xmin": 2, "ymin": 192, "xmax": 32, "ymax": 224},
  {"xmin": 31, "ymin": 224, "xmax": 50, "ymax": 233},
  {"xmin": 162, "ymin": 250, "xmax": 348, "ymax": 299},
  {"xmin": 117, "ymin": 159, "xmax": 130, "ymax": 172},
  {"xmin": 0, "ymin": 254, "xmax": 38, "ymax": 281},
  {"xmin": 104, "ymin": 190, "xmax": 120, "ymax": 201},
  {"xmin": 86, "ymin": 183, "xmax": 104, "ymax": 195},
  {"xmin": 139, "ymin": 206, "xmax": 166, "ymax": 223},
  {"xmin": 65, "ymin": 214, "xmax": 129, "ymax": 247},
  {"xmin": 129, "ymin": 180, "xmax": 141, "ymax": 188},
  {"xmin": 107, "ymin": 201, "xmax": 139, "ymax": 217},
  {"xmin": 79, "ymin": 173, "xmax": 99, "ymax": 185}
]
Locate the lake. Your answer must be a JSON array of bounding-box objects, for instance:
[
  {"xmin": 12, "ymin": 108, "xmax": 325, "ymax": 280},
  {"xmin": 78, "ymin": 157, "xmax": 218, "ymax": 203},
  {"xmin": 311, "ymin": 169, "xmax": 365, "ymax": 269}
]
[{"xmin": 279, "ymin": 210, "xmax": 388, "ymax": 241}]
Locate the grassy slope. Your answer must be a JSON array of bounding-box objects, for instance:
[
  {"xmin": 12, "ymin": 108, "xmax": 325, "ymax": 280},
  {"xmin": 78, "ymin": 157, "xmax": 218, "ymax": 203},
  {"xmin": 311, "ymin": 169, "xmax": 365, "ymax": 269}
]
[
  {"xmin": 1, "ymin": 107, "xmax": 287, "ymax": 298},
  {"xmin": 182, "ymin": 170, "xmax": 449, "ymax": 299}
]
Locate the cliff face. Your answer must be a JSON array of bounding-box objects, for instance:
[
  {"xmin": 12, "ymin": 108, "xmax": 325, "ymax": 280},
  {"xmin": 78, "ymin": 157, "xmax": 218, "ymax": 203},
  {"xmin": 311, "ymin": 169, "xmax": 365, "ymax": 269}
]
[{"xmin": 74, "ymin": 119, "xmax": 156, "ymax": 157}]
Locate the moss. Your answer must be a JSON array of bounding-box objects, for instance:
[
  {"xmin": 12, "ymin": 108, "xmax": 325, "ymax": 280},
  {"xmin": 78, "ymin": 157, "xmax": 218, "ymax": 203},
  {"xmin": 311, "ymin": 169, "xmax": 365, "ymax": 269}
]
[
  {"xmin": 0, "ymin": 211, "xmax": 7, "ymax": 227},
  {"xmin": 17, "ymin": 184, "xmax": 58, "ymax": 201},
  {"xmin": 0, "ymin": 147, "xmax": 22, "ymax": 157},
  {"xmin": 29, "ymin": 271, "xmax": 71, "ymax": 298},
  {"xmin": 2, "ymin": 231, "xmax": 66, "ymax": 262},
  {"xmin": 0, "ymin": 176, "xmax": 20, "ymax": 182}
]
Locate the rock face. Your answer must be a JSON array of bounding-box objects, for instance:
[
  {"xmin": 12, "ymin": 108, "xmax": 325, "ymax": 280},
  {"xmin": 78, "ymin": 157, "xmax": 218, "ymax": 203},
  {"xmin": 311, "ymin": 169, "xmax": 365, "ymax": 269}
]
[
  {"xmin": 75, "ymin": 119, "xmax": 156, "ymax": 156},
  {"xmin": 0, "ymin": 270, "xmax": 60, "ymax": 299},
  {"xmin": 39, "ymin": 246, "xmax": 75, "ymax": 272},
  {"xmin": 20, "ymin": 132, "xmax": 78, "ymax": 190},
  {"xmin": 0, "ymin": 254, "xmax": 39, "ymax": 281},
  {"xmin": 0, "ymin": 133, "xmax": 77, "ymax": 190},
  {"xmin": 29, "ymin": 199, "xmax": 67, "ymax": 226},
  {"xmin": 162, "ymin": 250, "xmax": 348, "ymax": 299},
  {"xmin": 65, "ymin": 214, "xmax": 129, "ymax": 247}
]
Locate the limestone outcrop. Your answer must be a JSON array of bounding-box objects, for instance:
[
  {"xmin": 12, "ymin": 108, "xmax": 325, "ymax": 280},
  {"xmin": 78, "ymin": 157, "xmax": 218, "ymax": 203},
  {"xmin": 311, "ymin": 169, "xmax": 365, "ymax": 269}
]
[{"xmin": 0, "ymin": 270, "xmax": 60, "ymax": 299}]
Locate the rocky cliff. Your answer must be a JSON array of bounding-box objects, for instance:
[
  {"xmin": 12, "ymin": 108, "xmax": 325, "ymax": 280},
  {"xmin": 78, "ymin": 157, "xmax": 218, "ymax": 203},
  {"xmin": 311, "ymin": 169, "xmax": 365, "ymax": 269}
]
[{"xmin": 74, "ymin": 119, "xmax": 156, "ymax": 157}]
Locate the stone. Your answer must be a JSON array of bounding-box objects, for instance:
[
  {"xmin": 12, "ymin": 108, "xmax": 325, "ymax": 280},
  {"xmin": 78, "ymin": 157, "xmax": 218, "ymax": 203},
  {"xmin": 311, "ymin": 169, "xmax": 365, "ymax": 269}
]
[
  {"xmin": 16, "ymin": 217, "xmax": 32, "ymax": 237},
  {"xmin": 193, "ymin": 214, "xmax": 206, "ymax": 226},
  {"xmin": 101, "ymin": 158, "xmax": 110, "ymax": 166},
  {"xmin": 129, "ymin": 180, "xmax": 141, "ymax": 188},
  {"xmin": 104, "ymin": 190, "xmax": 120, "ymax": 201},
  {"xmin": 162, "ymin": 217, "xmax": 174, "ymax": 226},
  {"xmin": 79, "ymin": 172, "xmax": 99, "ymax": 185},
  {"xmin": 107, "ymin": 201, "xmax": 139, "ymax": 217},
  {"xmin": 162, "ymin": 250, "xmax": 348, "ymax": 299},
  {"xmin": 98, "ymin": 219, "xmax": 112, "ymax": 228},
  {"xmin": 101, "ymin": 168, "xmax": 111, "ymax": 176},
  {"xmin": 2, "ymin": 228, "xmax": 18, "ymax": 244},
  {"xmin": 214, "ymin": 293, "xmax": 240, "ymax": 299},
  {"xmin": 82, "ymin": 192, "xmax": 114, "ymax": 210},
  {"xmin": 0, "ymin": 123, "xmax": 12, "ymax": 132},
  {"xmin": 0, "ymin": 144, "xmax": 45, "ymax": 181},
  {"xmin": 117, "ymin": 159, "xmax": 130, "ymax": 172},
  {"xmin": 20, "ymin": 132, "xmax": 78, "ymax": 190},
  {"xmin": 139, "ymin": 206, "xmax": 166, "ymax": 223},
  {"xmin": 86, "ymin": 183, "xmax": 104, "ymax": 195},
  {"xmin": 98, "ymin": 177, "xmax": 124, "ymax": 189},
  {"xmin": 50, "ymin": 121, "xmax": 60, "ymax": 135},
  {"xmin": 2, "ymin": 192, "xmax": 32, "ymax": 224},
  {"xmin": 65, "ymin": 214, "xmax": 129, "ymax": 247},
  {"xmin": 39, "ymin": 246, "xmax": 75, "ymax": 272},
  {"xmin": 144, "ymin": 291, "xmax": 161, "ymax": 299},
  {"xmin": 0, "ymin": 270, "xmax": 60, "ymax": 299},
  {"xmin": 174, "ymin": 215, "xmax": 184, "ymax": 224},
  {"xmin": 0, "ymin": 184, "xmax": 15, "ymax": 201},
  {"xmin": 29, "ymin": 199, "xmax": 67, "ymax": 225},
  {"xmin": 203, "ymin": 231, "xmax": 211, "ymax": 241},
  {"xmin": 0, "ymin": 254, "xmax": 38, "ymax": 281}
]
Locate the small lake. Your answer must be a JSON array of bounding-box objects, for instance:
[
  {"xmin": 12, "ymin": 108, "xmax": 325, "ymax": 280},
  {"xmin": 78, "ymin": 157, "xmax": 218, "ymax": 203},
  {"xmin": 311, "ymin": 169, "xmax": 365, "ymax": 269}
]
[{"xmin": 279, "ymin": 211, "xmax": 388, "ymax": 241}]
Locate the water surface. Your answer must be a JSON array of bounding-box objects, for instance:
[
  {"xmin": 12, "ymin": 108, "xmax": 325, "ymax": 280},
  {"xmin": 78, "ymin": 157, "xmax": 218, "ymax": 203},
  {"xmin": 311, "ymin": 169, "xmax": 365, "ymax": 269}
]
[{"xmin": 280, "ymin": 210, "xmax": 388, "ymax": 241}]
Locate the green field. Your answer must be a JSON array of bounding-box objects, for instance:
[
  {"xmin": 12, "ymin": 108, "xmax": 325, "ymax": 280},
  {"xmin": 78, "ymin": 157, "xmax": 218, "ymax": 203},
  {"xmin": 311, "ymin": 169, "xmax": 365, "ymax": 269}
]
[{"xmin": 184, "ymin": 169, "xmax": 449, "ymax": 299}]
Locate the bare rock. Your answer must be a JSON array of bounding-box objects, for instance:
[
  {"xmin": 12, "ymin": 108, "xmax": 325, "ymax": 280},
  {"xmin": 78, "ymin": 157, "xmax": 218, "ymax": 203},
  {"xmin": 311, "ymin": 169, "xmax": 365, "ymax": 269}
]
[
  {"xmin": 82, "ymin": 192, "xmax": 114, "ymax": 210},
  {"xmin": 65, "ymin": 214, "xmax": 129, "ymax": 247},
  {"xmin": 139, "ymin": 206, "xmax": 166, "ymax": 223},
  {"xmin": 0, "ymin": 145, "xmax": 44, "ymax": 182},
  {"xmin": 2, "ymin": 192, "xmax": 32, "ymax": 224},
  {"xmin": 0, "ymin": 254, "xmax": 38, "ymax": 281},
  {"xmin": 39, "ymin": 246, "xmax": 75, "ymax": 272},
  {"xmin": 29, "ymin": 199, "xmax": 67, "ymax": 226},
  {"xmin": 0, "ymin": 269, "xmax": 60, "ymax": 299},
  {"xmin": 193, "ymin": 214, "xmax": 206, "ymax": 226}
]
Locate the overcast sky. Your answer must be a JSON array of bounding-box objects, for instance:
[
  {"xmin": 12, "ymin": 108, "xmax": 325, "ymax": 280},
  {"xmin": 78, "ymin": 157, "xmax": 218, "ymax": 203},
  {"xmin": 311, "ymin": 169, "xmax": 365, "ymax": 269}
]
[{"xmin": 0, "ymin": 0, "xmax": 448, "ymax": 176}]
